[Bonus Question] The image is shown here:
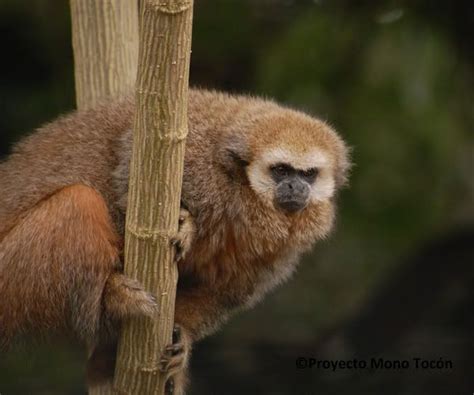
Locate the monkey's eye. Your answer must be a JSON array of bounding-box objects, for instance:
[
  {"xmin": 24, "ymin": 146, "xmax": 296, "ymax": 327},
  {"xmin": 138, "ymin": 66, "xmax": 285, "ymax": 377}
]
[
  {"xmin": 299, "ymin": 168, "xmax": 318, "ymax": 182},
  {"xmin": 270, "ymin": 164, "xmax": 293, "ymax": 178}
]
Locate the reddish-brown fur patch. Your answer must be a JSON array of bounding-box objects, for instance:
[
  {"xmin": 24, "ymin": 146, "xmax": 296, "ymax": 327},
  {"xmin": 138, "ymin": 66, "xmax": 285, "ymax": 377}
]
[{"xmin": 0, "ymin": 185, "xmax": 119, "ymax": 347}]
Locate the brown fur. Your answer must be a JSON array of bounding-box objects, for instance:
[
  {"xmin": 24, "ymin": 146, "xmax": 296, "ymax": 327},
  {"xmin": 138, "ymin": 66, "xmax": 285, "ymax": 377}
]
[
  {"xmin": 0, "ymin": 89, "xmax": 350, "ymax": 392},
  {"xmin": 0, "ymin": 185, "xmax": 120, "ymax": 348}
]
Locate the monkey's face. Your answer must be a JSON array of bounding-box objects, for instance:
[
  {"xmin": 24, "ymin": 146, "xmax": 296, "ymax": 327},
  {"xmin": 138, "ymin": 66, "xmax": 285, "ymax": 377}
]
[
  {"xmin": 270, "ymin": 162, "xmax": 317, "ymax": 213},
  {"xmin": 247, "ymin": 146, "xmax": 338, "ymax": 214},
  {"xmin": 216, "ymin": 107, "xmax": 350, "ymax": 217}
]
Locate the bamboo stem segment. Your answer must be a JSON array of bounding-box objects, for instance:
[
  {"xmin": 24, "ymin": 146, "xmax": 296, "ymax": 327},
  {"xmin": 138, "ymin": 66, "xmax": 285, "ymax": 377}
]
[
  {"xmin": 69, "ymin": 1, "xmax": 140, "ymax": 394},
  {"xmin": 70, "ymin": 0, "xmax": 139, "ymax": 110},
  {"xmin": 114, "ymin": 0, "xmax": 193, "ymax": 393}
]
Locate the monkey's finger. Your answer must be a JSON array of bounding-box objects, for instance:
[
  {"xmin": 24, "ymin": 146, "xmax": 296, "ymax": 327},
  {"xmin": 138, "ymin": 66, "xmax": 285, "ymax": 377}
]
[
  {"xmin": 170, "ymin": 238, "xmax": 180, "ymax": 247},
  {"xmin": 172, "ymin": 325, "xmax": 182, "ymax": 344},
  {"xmin": 165, "ymin": 343, "xmax": 184, "ymax": 356},
  {"xmin": 160, "ymin": 355, "xmax": 185, "ymax": 374},
  {"xmin": 170, "ymin": 238, "xmax": 184, "ymax": 262},
  {"xmin": 165, "ymin": 378, "xmax": 175, "ymax": 395}
]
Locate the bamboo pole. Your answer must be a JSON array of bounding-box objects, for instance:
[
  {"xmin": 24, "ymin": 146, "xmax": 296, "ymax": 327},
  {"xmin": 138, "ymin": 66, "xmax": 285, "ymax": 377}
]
[
  {"xmin": 70, "ymin": 0, "xmax": 139, "ymax": 110},
  {"xmin": 69, "ymin": 2, "xmax": 140, "ymax": 394},
  {"xmin": 114, "ymin": 0, "xmax": 194, "ymax": 393}
]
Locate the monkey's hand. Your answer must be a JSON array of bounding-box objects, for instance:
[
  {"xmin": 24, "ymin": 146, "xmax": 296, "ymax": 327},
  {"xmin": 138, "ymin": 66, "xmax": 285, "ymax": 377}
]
[
  {"xmin": 171, "ymin": 208, "xmax": 195, "ymax": 262},
  {"xmin": 160, "ymin": 324, "xmax": 192, "ymax": 395}
]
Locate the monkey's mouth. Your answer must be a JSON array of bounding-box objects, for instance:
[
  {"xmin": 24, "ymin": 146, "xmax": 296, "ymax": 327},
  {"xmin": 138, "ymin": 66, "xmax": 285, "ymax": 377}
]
[{"xmin": 276, "ymin": 198, "xmax": 308, "ymax": 213}]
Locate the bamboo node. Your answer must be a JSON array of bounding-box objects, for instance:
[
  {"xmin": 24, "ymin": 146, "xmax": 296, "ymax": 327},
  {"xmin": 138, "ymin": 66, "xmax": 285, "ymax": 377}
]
[
  {"xmin": 140, "ymin": 366, "xmax": 160, "ymax": 373},
  {"xmin": 126, "ymin": 226, "xmax": 175, "ymax": 242},
  {"xmin": 158, "ymin": 132, "xmax": 188, "ymax": 142},
  {"xmin": 146, "ymin": 1, "xmax": 192, "ymax": 14}
]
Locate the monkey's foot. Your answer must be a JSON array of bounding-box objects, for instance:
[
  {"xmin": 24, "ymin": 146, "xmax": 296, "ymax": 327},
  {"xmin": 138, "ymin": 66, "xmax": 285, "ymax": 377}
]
[
  {"xmin": 160, "ymin": 325, "xmax": 190, "ymax": 379},
  {"xmin": 103, "ymin": 273, "xmax": 157, "ymax": 320},
  {"xmin": 171, "ymin": 208, "xmax": 195, "ymax": 262}
]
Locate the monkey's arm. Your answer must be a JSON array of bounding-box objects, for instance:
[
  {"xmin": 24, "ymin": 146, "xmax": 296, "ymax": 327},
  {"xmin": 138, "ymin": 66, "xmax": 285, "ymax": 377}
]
[{"xmin": 174, "ymin": 286, "xmax": 229, "ymax": 341}]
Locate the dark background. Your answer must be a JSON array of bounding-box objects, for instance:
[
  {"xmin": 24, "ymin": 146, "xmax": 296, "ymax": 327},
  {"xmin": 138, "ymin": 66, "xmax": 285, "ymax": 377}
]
[{"xmin": 0, "ymin": 0, "xmax": 473, "ymax": 394}]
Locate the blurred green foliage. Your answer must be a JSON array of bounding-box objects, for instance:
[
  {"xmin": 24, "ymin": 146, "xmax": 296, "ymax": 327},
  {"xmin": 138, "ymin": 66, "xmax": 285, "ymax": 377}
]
[{"xmin": 0, "ymin": 0, "xmax": 472, "ymax": 394}]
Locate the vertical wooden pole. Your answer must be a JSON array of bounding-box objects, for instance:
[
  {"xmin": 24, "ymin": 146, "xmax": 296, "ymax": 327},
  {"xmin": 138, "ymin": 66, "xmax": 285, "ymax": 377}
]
[
  {"xmin": 70, "ymin": 0, "xmax": 139, "ymax": 110},
  {"xmin": 114, "ymin": 0, "xmax": 194, "ymax": 394},
  {"xmin": 69, "ymin": 1, "xmax": 137, "ymax": 394}
]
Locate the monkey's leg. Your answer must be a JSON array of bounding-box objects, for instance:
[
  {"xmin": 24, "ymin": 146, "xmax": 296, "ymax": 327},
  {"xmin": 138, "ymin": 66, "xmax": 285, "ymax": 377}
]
[
  {"xmin": 87, "ymin": 207, "xmax": 196, "ymax": 392},
  {"xmin": 174, "ymin": 285, "xmax": 232, "ymax": 340},
  {"xmin": 0, "ymin": 184, "xmax": 155, "ymax": 349},
  {"xmin": 157, "ymin": 286, "xmax": 232, "ymax": 395},
  {"xmin": 87, "ymin": 325, "xmax": 192, "ymax": 394}
]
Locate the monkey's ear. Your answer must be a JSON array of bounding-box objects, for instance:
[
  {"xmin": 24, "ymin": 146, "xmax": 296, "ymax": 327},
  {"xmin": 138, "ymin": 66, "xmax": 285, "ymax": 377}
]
[
  {"xmin": 215, "ymin": 135, "xmax": 251, "ymax": 181},
  {"xmin": 334, "ymin": 143, "xmax": 352, "ymax": 188}
]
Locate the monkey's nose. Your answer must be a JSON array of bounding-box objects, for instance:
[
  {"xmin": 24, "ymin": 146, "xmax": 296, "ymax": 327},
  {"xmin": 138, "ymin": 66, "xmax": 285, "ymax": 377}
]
[
  {"xmin": 276, "ymin": 179, "xmax": 310, "ymax": 213},
  {"xmin": 286, "ymin": 181, "xmax": 306, "ymax": 195}
]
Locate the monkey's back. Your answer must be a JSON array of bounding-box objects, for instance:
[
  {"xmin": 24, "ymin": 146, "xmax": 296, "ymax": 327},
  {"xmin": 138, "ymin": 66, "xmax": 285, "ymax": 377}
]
[
  {"xmin": 0, "ymin": 98, "xmax": 135, "ymax": 238},
  {"xmin": 0, "ymin": 89, "xmax": 282, "ymax": 239}
]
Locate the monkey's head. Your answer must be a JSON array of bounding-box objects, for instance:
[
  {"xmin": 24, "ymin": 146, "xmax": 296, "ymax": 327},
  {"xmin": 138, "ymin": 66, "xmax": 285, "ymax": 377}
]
[{"xmin": 219, "ymin": 106, "xmax": 350, "ymax": 218}]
